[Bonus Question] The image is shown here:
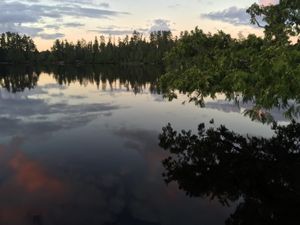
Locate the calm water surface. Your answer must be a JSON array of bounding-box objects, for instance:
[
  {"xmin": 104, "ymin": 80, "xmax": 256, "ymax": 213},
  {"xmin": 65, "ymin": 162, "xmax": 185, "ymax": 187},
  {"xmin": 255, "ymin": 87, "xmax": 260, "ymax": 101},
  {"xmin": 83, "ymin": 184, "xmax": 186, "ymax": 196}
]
[{"xmin": 0, "ymin": 66, "xmax": 293, "ymax": 225}]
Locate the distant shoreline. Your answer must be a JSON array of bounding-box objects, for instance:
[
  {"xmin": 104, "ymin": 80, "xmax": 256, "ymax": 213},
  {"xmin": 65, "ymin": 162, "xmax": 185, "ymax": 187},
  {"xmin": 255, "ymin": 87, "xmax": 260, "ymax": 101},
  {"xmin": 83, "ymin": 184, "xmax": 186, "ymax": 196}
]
[{"xmin": 0, "ymin": 61, "xmax": 162, "ymax": 66}]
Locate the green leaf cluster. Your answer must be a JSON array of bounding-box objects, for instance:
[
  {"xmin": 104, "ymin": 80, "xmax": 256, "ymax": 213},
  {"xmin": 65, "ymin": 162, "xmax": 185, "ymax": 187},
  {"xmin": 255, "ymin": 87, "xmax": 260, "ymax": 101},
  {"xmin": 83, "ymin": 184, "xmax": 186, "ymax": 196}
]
[{"xmin": 160, "ymin": 1, "xmax": 300, "ymax": 122}]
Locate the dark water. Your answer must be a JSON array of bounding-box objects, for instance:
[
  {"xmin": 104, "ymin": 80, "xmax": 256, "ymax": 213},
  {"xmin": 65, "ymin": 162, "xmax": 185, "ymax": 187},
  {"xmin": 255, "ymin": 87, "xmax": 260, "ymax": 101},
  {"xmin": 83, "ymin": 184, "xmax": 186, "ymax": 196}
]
[{"xmin": 0, "ymin": 66, "xmax": 297, "ymax": 225}]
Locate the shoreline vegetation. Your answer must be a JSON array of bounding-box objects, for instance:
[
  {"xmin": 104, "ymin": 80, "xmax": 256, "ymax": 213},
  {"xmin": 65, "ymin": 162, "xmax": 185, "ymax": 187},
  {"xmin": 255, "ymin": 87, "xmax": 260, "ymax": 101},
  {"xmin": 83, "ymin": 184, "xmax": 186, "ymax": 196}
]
[
  {"xmin": 1, "ymin": 1, "xmax": 300, "ymax": 123},
  {"xmin": 0, "ymin": 30, "xmax": 175, "ymax": 65},
  {"xmin": 0, "ymin": 3, "xmax": 299, "ymax": 68}
]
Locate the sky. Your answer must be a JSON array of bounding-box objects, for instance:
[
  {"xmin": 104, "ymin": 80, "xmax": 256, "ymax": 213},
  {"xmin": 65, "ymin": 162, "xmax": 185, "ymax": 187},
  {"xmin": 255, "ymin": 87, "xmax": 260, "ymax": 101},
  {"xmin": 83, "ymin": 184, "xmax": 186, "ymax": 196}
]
[{"xmin": 0, "ymin": 0, "xmax": 278, "ymax": 50}]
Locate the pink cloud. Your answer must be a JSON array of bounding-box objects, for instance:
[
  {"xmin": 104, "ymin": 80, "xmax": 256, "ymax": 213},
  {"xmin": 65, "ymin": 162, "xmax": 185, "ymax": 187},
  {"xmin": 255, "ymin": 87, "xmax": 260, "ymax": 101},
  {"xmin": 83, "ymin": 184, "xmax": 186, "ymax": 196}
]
[{"xmin": 259, "ymin": 0, "xmax": 279, "ymax": 6}]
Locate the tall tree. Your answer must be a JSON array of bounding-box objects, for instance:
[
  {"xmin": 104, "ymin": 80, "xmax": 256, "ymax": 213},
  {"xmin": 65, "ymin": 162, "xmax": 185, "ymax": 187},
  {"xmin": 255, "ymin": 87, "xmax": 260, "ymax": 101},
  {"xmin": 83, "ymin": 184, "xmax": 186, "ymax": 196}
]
[{"xmin": 247, "ymin": 0, "xmax": 300, "ymax": 43}]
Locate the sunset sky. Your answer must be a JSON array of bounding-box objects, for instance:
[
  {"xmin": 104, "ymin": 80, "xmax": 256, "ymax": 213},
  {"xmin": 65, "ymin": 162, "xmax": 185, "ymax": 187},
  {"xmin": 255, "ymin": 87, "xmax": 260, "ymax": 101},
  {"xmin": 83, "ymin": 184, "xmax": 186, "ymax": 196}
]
[{"xmin": 0, "ymin": 0, "xmax": 278, "ymax": 50}]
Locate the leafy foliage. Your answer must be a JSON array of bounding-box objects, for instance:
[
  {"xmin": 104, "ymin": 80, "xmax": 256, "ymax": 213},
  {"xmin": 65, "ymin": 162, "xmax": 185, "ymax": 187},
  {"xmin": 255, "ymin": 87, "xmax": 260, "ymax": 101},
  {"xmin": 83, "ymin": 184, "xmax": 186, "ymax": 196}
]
[
  {"xmin": 247, "ymin": 0, "xmax": 300, "ymax": 43},
  {"xmin": 160, "ymin": 2, "xmax": 300, "ymax": 123}
]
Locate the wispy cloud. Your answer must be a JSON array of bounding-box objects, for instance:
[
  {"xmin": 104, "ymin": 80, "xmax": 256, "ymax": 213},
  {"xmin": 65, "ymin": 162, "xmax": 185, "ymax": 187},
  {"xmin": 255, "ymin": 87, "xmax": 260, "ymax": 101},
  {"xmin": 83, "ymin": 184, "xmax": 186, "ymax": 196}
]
[
  {"xmin": 90, "ymin": 19, "xmax": 173, "ymax": 36},
  {"xmin": 63, "ymin": 22, "xmax": 85, "ymax": 28},
  {"xmin": 89, "ymin": 25, "xmax": 147, "ymax": 35},
  {"xmin": 37, "ymin": 33, "xmax": 65, "ymax": 40},
  {"xmin": 0, "ymin": 0, "xmax": 128, "ymax": 39},
  {"xmin": 201, "ymin": 7, "xmax": 250, "ymax": 26},
  {"xmin": 149, "ymin": 19, "xmax": 172, "ymax": 32}
]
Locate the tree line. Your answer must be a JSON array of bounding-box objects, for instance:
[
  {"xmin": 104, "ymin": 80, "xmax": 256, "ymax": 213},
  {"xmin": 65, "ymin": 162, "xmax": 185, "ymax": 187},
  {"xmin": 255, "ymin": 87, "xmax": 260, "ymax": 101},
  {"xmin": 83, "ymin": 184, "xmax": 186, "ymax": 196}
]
[
  {"xmin": 0, "ymin": 32, "xmax": 38, "ymax": 63},
  {"xmin": 0, "ymin": 31, "xmax": 175, "ymax": 65}
]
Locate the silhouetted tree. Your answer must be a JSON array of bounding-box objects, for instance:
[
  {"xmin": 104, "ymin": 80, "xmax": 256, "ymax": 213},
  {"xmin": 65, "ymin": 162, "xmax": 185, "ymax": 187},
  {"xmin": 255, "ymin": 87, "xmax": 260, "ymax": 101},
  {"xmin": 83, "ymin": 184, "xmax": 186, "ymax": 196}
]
[
  {"xmin": 40, "ymin": 31, "xmax": 175, "ymax": 65},
  {"xmin": 0, "ymin": 32, "xmax": 37, "ymax": 63}
]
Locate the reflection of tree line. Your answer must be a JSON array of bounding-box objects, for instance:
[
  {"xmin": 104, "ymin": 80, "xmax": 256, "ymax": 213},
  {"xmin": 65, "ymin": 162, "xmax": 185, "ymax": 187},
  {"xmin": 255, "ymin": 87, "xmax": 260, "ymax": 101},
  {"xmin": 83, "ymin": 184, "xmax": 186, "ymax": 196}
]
[
  {"xmin": 0, "ymin": 65, "xmax": 163, "ymax": 94},
  {"xmin": 47, "ymin": 65, "xmax": 162, "ymax": 94},
  {"xmin": 159, "ymin": 121, "xmax": 300, "ymax": 225},
  {"xmin": 0, "ymin": 66, "xmax": 40, "ymax": 93},
  {"xmin": 1, "ymin": 65, "xmax": 299, "ymax": 123}
]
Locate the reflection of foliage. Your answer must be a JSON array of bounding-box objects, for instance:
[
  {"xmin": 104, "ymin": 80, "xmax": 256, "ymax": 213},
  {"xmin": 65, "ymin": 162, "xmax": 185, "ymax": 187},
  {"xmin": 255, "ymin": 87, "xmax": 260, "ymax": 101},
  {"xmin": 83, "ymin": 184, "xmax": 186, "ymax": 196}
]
[
  {"xmin": 0, "ymin": 66, "xmax": 40, "ymax": 93},
  {"xmin": 0, "ymin": 65, "xmax": 162, "ymax": 94},
  {"xmin": 159, "ymin": 121, "xmax": 300, "ymax": 225},
  {"xmin": 46, "ymin": 65, "xmax": 162, "ymax": 94}
]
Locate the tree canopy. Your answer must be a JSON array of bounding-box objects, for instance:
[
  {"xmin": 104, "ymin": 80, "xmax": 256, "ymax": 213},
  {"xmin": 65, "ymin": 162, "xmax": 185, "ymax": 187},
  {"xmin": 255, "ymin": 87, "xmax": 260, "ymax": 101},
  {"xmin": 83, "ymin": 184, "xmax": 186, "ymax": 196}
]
[
  {"xmin": 160, "ymin": 1, "xmax": 300, "ymax": 123},
  {"xmin": 0, "ymin": 32, "xmax": 38, "ymax": 63},
  {"xmin": 247, "ymin": 0, "xmax": 300, "ymax": 43}
]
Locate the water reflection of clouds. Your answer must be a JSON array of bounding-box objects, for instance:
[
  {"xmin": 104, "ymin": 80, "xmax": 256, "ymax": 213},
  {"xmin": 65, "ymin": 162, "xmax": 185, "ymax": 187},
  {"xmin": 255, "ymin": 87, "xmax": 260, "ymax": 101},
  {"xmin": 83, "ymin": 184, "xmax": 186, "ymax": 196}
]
[
  {"xmin": 205, "ymin": 100, "xmax": 289, "ymax": 122},
  {"xmin": 0, "ymin": 70, "xmax": 263, "ymax": 224},
  {"xmin": 0, "ymin": 88, "xmax": 121, "ymax": 139},
  {"xmin": 114, "ymin": 127, "xmax": 167, "ymax": 181},
  {"xmin": 113, "ymin": 127, "xmax": 231, "ymax": 225},
  {"xmin": 0, "ymin": 137, "xmax": 129, "ymax": 225},
  {"xmin": 0, "ymin": 137, "xmax": 66, "ymax": 225},
  {"xmin": 0, "ymin": 82, "xmax": 64, "ymax": 99},
  {"xmin": 0, "ymin": 128, "xmax": 231, "ymax": 225}
]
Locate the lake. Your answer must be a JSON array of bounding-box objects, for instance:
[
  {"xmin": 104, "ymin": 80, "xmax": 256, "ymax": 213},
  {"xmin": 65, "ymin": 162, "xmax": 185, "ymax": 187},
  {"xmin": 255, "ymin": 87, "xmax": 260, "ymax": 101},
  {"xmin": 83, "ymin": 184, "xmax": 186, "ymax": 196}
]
[{"xmin": 0, "ymin": 65, "xmax": 298, "ymax": 225}]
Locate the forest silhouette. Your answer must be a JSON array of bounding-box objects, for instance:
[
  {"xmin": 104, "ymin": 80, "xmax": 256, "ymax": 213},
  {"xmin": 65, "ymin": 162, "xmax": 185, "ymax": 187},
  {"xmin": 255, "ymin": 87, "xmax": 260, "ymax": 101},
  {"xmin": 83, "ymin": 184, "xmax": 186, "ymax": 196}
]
[{"xmin": 0, "ymin": 31, "xmax": 174, "ymax": 65}]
